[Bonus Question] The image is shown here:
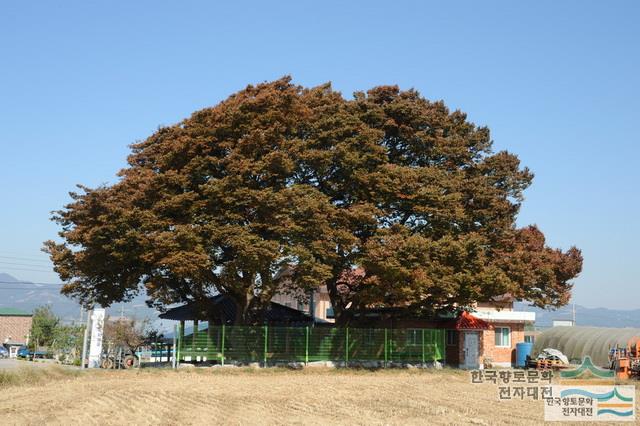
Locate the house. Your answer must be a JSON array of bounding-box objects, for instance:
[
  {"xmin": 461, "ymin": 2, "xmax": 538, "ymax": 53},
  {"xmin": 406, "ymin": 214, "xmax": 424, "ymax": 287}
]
[
  {"xmin": 271, "ymin": 285, "xmax": 335, "ymax": 323},
  {"xmin": 524, "ymin": 323, "xmax": 539, "ymax": 344},
  {"xmin": 274, "ymin": 288, "xmax": 535, "ymax": 369},
  {"xmin": 0, "ymin": 308, "xmax": 33, "ymax": 357},
  {"xmin": 270, "ymin": 266, "xmax": 367, "ymax": 324},
  {"xmin": 552, "ymin": 319, "xmax": 574, "ymax": 327},
  {"xmin": 450, "ymin": 295, "xmax": 536, "ymax": 368},
  {"xmin": 162, "ymin": 280, "xmax": 535, "ymax": 369}
]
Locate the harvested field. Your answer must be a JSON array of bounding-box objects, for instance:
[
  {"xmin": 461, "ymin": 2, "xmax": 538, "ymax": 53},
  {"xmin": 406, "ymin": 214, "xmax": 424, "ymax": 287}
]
[{"xmin": 0, "ymin": 366, "xmax": 636, "ymax": 425}]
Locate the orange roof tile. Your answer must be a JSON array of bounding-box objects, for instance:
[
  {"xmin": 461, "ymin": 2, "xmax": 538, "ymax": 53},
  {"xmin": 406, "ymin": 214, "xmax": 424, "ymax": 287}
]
[{"xmin": 450, "ymin": 311, "xmax": 493, "ymax": 330}]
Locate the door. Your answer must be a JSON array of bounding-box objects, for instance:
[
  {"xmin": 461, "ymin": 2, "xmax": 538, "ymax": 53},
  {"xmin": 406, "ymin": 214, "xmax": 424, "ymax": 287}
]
[{"xmin": 463, "ymin": 332, "xmax": 479, "ymax": 369}]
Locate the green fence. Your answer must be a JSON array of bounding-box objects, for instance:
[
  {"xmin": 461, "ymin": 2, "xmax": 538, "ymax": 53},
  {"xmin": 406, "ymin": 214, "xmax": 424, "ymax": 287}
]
[{"xmin": 176, "ymin": 324, "xmax": 445, "ymax": 366}]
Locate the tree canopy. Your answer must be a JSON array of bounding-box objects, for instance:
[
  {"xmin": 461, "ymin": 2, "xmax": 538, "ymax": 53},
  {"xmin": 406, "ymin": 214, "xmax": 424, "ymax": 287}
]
[
  {"xmin": 103, "ymin": 316, "xmax": 155, "ymax": 353},
  {"xmin": 45, "ymin": 77, "xmax": 582, "ymax": 324},
  {"xmin": 28, "ymin": 305, "xmax": 84, "ymax": 363}
]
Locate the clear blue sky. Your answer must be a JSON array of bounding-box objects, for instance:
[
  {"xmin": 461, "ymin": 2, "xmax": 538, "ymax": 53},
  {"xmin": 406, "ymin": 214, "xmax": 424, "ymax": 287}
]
[{"xmin": 1, "ymin": 1, "xmax": 638, "ymax": 309}]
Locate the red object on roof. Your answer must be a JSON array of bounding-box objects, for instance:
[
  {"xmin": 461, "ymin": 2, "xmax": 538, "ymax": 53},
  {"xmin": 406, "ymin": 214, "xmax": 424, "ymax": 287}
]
[{"xmin": 450, "ymin": 311, "xmax": 493, "ymax": 330}]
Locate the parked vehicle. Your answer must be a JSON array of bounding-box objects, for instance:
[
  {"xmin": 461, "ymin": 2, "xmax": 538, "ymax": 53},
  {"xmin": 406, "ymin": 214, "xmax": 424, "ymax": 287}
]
[
  {"xmin": 0, "ymin": 346, "xmax": 8, "ymax": 358},
  {"xmin": 16, "ymin": 346, "xmax": 29, "ymax": 358},
  {"xmin": 16, "ymin": 346, "xmax": 48, "ymax": 359},
  {"xmin": 100, "ymin": 347, "xmax": 140, "ymax": 369}
]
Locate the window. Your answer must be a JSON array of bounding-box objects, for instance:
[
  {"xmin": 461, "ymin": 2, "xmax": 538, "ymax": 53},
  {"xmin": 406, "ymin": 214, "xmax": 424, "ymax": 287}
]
[
  {"xmin": 325, "ymin": 307, "xmax": 335, "ymax": 319},
  {"xmin": 446, "ymin": 330, "xmax": 457, "ymax": 346},
  {"xmin": 524, "ymin": 335, "xmax": 535, "ymax": 344},
  {"xmin": 495, "ymin": 327, "xmax": 511, "ymax": 347}
]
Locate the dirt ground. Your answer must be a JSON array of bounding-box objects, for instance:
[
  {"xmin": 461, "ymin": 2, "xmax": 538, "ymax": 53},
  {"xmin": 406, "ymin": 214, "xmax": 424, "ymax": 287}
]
[{"xmin": 0, "ymin": 367, "xmax": 636, "ymax": 425}]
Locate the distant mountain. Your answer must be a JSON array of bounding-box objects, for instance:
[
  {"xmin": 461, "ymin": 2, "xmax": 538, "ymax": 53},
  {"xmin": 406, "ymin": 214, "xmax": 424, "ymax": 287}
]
[
  {"xmin": 7, "ymin": 271, "xmax": 633, "ymax": 330},
  {"xmin": 0, "ymin": 272, "xmax": 22, "ymax": 283},
  {"xmin": 515, "ymin": 302, "xmax": 640, "ymax": 328},
  {"xmin": 0, "ymin": 273, "xmax": 77, "ymax": 318},
  {"xmin": 0, "ymin": 272, "xmax": 160, "ymax": 326}
]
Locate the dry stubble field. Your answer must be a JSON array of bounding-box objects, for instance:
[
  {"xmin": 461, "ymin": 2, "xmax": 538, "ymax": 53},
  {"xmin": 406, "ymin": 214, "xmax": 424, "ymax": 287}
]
[{"xmin": 1, "ymin": 366, "xmax": 637, "ymax": 425}]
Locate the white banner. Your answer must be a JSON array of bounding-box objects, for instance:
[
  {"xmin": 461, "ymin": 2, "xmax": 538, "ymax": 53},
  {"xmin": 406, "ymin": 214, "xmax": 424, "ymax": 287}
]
[{"xmin": 88, "ymin": 308, "xmax": 105, "ymax": 368}]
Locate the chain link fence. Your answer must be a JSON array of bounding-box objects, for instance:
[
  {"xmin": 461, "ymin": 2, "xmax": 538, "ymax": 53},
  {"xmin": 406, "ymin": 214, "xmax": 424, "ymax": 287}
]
[{"xmin": 176, "ymin": 324, "xmax": 445, "ymax": 366}]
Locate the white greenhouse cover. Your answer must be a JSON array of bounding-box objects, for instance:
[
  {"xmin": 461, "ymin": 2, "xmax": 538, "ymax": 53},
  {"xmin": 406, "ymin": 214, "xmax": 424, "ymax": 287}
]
[{"xmin": 532, "ymin": 326, "xmax": 640, "ymax": 367}]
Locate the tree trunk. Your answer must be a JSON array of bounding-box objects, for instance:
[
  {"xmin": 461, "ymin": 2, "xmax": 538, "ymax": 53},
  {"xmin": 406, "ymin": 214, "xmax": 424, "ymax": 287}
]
[
  {"xmin": 230, "ymin": 288, "xmax": 255, "ymax": 325},
  {"xmin": 326, "ymin": 279, "xmax": 349, "ymax": 326}
]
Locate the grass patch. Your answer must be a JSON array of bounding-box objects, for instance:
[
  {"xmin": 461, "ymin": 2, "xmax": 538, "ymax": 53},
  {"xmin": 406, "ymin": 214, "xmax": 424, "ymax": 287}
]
[{"xmin": 0, "ymin": 366, "xmax": 82, "ymax": 389}]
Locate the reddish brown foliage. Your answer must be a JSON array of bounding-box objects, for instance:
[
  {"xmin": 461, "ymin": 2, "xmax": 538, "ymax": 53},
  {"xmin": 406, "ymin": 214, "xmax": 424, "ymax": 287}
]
[{"xmin": 44, "ymin": 77, "xmax": 582, "ymax": 324}]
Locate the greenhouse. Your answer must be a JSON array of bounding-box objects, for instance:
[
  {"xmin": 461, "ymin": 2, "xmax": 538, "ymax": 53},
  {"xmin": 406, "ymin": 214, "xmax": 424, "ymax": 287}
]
[{"xmin": 532, "ymin": 326, "xmax": 640, "ymax": 367}]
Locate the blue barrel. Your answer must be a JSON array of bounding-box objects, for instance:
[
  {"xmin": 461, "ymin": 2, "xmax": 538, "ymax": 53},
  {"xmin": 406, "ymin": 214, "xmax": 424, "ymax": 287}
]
[{"xmin": 516, "ymin": 342, "xmax": 533, "ymax": 368}]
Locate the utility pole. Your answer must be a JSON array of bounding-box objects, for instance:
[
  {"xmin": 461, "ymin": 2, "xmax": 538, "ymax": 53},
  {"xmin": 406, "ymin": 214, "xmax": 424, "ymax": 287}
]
[{"xmin": 572, "ymin": 302, "xmax": 576, "ymax": 326}]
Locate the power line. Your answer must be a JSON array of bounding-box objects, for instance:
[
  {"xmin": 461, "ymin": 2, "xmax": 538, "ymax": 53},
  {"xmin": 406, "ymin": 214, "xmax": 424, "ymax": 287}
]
[
  {"xmin": 0, "ymin": 252, "xmax": 51, "ymax": 262},
  {"xmin": 0, "ymin": 280, "xmax": 63, "ymax": 286},
  {"xmin": 0, "ymin": 260, "xmax": 53, "ymax": 269},
  {"xmin": 0, "ymin": 261, "xmax": 50, "ymax": 267},
  {"xmin": 0, "ymin": 266, "xmax": 54, "ymax": 273},
  {"xmin": 0, "ymin": 287, "xmax": 62, "ymax": 291},
  {"xmin": 0, "ymin": 255, "xmax": 51, "ymax": 265}
]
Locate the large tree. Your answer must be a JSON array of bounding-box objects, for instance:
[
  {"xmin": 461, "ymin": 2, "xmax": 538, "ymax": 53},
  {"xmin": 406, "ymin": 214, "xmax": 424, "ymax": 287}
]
[{"xmin": 45, "ymin": 77, "xmax": 582, "ymax": 324}]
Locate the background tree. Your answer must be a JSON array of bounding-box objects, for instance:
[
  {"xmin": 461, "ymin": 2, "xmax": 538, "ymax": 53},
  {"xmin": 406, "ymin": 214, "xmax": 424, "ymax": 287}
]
[
  {"xmin": 28, "ymin": 305, "xmax": 84, "ymax": 364},
  {"xmin": 29, "ymin": 305, "xmax": 59, "ymax": 351},
  {"xmin": 51, "ymin": 324, "xmax": 84, "ymax": 364},
  {"xmin": 102, "ymin": 316, "xmax": 160, "ymax": 356},
  {"xmin": 45, "ymin": 77, "xmax": 582, "ymax": 325}
]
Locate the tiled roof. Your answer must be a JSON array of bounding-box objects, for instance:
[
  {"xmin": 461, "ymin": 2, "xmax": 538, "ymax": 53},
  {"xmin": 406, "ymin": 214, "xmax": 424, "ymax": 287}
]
[{"xmin": 449, "ymin": 311, "xmax": 492, "ymax": 330}]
